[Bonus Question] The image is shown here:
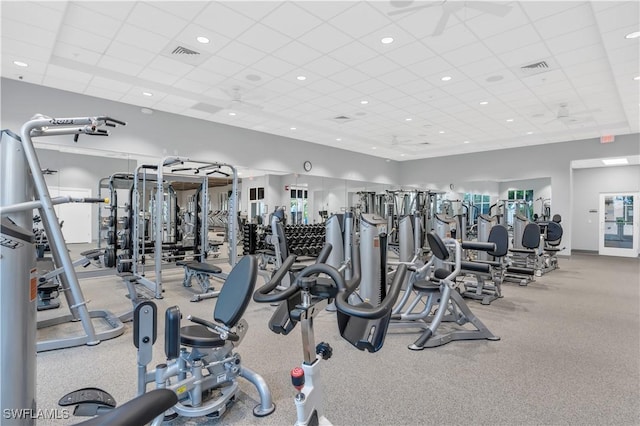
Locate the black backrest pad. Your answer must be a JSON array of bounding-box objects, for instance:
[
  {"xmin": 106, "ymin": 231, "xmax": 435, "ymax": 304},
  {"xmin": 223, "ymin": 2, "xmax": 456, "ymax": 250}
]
[
  {"xmin": 276, "ymin": 222, "xmax": 289, "ymax": 259},
  {"xmin": 488, "ymin": 224, "xmax": 509, "ymax": 257},
  {"xmin": 546, "ymin": 221, "xmax": 563, "ymax": 242},
  {"xmin": 522, "ymin": 223, "xmax": 541, "ymax": 249},
  {"xmin": 427, "ymin": 232, "xmax": 448, "ymax": 261},
  {"xmin": 214, "ymin": 255, "xmax": 258, "ymax": 327}
]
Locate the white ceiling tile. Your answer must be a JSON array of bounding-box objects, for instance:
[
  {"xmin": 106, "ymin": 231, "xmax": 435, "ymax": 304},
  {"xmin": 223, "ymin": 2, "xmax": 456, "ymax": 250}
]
[
  {"xmin": 1, "ymin": 1, "xmax": 65, "ymax": 32},
  {"xmin": 483, "ymin": 24, "xmax": 541, "ymax": 55},
  {"xmin": 395, "ymin": 79, "xmax": 435, "ymax": 97},
  {"xmin": 330, "ymin": 87, "xmax": 365, "ymax": 103},
  {"xmin": 408, "ymin": 56, "xmax": 455, "ymax": 79},
  {"xmin": 2, "ymin": 54, "xmax": 47, "ymax": 75},
  {"xmin": 115, "ymin": 24, "xmax": 173, "ymax": 53},
  {"xmin": 554, "ymin": 44, "xmax": 607, "ymax": 68},
  {"xmin": 65, "ymin": 3, "xmax": 123, "ymax": 39},
  {"xmin": 370, "ymin": 87, "xmax": 406, "ymax": 103},
  {"xmin": 260, "ymin": 2, "xmax": 324, "ymax": 39},
  {"xmin": 328, "ymin": 41, "xmax": 379, "ymax": 67},
  {"xmin": 52, "ymin": 43, "xmax": 101, "ymax": 66},
  {"xmin": 144, "ymin": 1, "xmax": 207, "ymax": 21},
  {"xmin": 147, "ymin": 56, "xmax": 195, "ymax": 77},
  {"xmin": 382, "ymin": 41, "xmax": 436, "ymax": 67},
  {"xmin": 299, "ymin": 1, "xmax": 357, "ymax": 21},
  {"xmin": 305, "ymin": 78, "xmax": 345, "ymax": 95},
  {"xmin": 593, "ymin": 1, "xmax": 640, "ymax": 33},
  {"xmin": 198, "ymin": 55, "xmax": 245, "ymax": 75},
  {"xmin": 74, "ymin": 1, "xmax": 135, "ymax": 21},
  {"xmin": 104, "ymin": 41, "xmax": 156, "ymax": 66},
  {"xmin": 136, "ymin": 68, "xmax": 181, "ymax": 86},
  {"xmin": 329, "ymin": 2, "xmax": 391, "ymax": 38},
  {"xmin": 442, "ymin": 80, "xmax": 483, "ymax": 96},
  {"xmin": 358, "ymin": 55, "xmax": 401, "ymax": 78},
  {"xmin": 534, "ymin": 3, "xmax": 596, "ymax": 39},
  {"xmin": 236, "ymin": 23, "xmax": 294, "ymax": 54},
  {"xmin": 376, "ymin": 68, "xmax": 421, "ymax": 87},
  {"xmin": 499, "ymin": 42, "xmax": 552, "ymax": 67},
  {"xmin": 606, "ymin": 44, "xmax": 640, "ymax": 67},
  {"xmin": 599, "ymin": 23, "xmax": 639, "ymax": 51},
  {"xmin": 42, "ymin": 74, "xmax": 88, "ymax": 93},
  {"xmin": 216, "ymin": 41, "xmax": 268, "ymax": 66},
  {"xmin": 329, "ymin": 68, "xmax": 372, "ymax": 87},
  {"xmin": 520, "ymin": 1, "xmax": 585, "ymax": 22},
  {"xmin": 297, "ymin": 23, "xmax": 353, "ymax": 54},
  {"xmin": 57, "ymin": 25, "xmax": 112, "ymax": 54},
  {"xmin": 2, "ymin": 38, "xmax": 52, "ymax": 62},
  {"xmin": 390, "ymin": 4, "xmax": 461, "ymax": 39},
  {"xmin": 458, "ymin": 57, "xmax": 507, "ymax": 78},
  {"xmin": 463, "ymin": 3, "xmax": 528, "ymax": 39},
  {"xmin": 546, "ymin": 26, "xmax": 602, "ymax": 56},
  {"xmin": 127, "ymin": 3, "xmax": 189, "ymax": 39},
  {"xmin": 441, "ymin": 42, "xmax": 494, "ymax": 67},
  {"xmin": 46, "ymin": 64, "xmax": 94, "ymax": 85},
  {"xmin": 1, "ymin": 20, "xmax": 56, "ymax": 50},
  {"xmin": 272, "ymin": 41, "xmax": 324, "ymax": 67},
  {"xmin": 173, "ymin": 25, "xmax": 233, "ymax": 55},
  {"xmin": 305, "ymin": 55, "xmax": 350, "ymax": 77},
  {"xmin": 194, "ymin": 3, "xmax": 256, "ymax": 39},
  {"xmin": 609, "ymin": 58, "xmax": 640, "ymax": 79},
  {"xmin": 98, "ymin": 56, "xmax": 144, "ymax": 77},
  {"xmin": 223, "ymin": 1, "xmax": 283, "ymax": 21},
  {"xmin": 89, "ymin": 76, "xmax": 133, "ymax": 94},
  {"xmin": 251, "ymin": 55, "xmax": 297, "ymax": 78},
  {"xmin": 262, "ymin": 78, "xmax": 299, "ymax": 95},
  {"xmin": 84, "ymin": 86, "xmax": 127, "ymax": 102}
]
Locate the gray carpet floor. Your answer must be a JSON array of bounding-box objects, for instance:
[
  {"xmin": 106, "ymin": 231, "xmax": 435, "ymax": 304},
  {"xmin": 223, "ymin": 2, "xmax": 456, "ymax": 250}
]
[{"xmin": 35, "ymin": 250, "xmax": 640, "ymax": 425}]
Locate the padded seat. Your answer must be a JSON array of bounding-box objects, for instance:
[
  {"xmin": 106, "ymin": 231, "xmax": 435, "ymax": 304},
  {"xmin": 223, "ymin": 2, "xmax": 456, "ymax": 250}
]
[
  {"xmin": 413, "ymin": 280, "xmax": 440, "ymax": 292},
  {"xmin": 188, "ymin": 262, "xmax": 222, "ymax": 274},
  {"xmin": 180, "ymin": 325, "xmax": 225, "ymax": 348},
  {"xmin": 80, "ymin": 248, "xmax": 103, "ymax": 259}
]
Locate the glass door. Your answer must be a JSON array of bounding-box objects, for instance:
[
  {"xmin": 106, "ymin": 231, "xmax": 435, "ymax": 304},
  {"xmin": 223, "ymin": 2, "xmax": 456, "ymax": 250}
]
[{"xmin": 599, "ymin": 193, "xmax": 639, "ymax": 257}]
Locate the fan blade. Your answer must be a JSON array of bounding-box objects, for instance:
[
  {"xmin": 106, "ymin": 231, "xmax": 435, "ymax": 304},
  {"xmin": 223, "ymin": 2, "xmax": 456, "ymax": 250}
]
[
  {"xmin": 431, "ymin": 10, "xmax": 451, "ymax": 36},
  {"xmin": 388, "ymin": 1, "xmax": 443, "ymax": 16},
  {"xmin": 465, "ymin": 1, "xmax": 513, "ymax": 17}
]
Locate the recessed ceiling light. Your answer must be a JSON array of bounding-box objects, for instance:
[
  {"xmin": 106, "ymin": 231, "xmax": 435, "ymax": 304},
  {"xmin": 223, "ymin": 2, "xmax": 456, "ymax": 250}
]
[
  {"xmin": 381, "ymin": 37, "xmax": 394, "ymax": 44},
  {"xmin": 405, "ymin": 118, "xmax": 412, "ymax": 121},
  {"xmin": 486, "ymin": 75, "xmax": 504, "ymax": 82},
  {"xmin": 506, "ymin": 118, "xmax": 514, "ymax": 122},
  {"xmin": 634, "ymin": 76, "xmax": 640, "ymax": 81},
  {"xmin": 479, "ymin": 101, "xmax": 489, "ymax": 105},
  {"xmin": 372, "ymin": 146, "xmax": 377, "ymax": 150},
  {"xmin": 296, "ymin": 75, "xmax": 306, "ymax": 81},
  {"xmin": 142, "ymin": 92, "xmax": 153, "ymax": 97},
  {"xmin": 140, "ymin": 108, "xmax": 153, "ymax": 115},
  {"xmin": 400, "ymin": 153, "xmax": 406, "ymax": 157},
  {"xmin": 463, "ymin": 140, "xmax": 470, "ymax": 144},
  {"xmin": 385, "ymin": 159, "xmax": 391, "ymax": 162},
  {"xmin": 526, "ymin": 131, "xmax": 534, "ymax": 135},
  {"xmin": 439, "ymin": 130, "xmax": 445, "ymax": 134},
  {"xmin": 441, "ymin": 76, "xmax": 452, "ymax": 81},
  {"xmin": 290, "ymin": 127, "xmax": 296, "ymax": 130},
  {"xmin": 336, "ymin": 138, "xmax": 342, "ymax": 141},
  {"xmin": 625, "ymin": 31, "xmax": 640, "ymax": 39},
  {"xmin": 602, "ymin": 158, "xmax": 628, "ymax": 165},
  {"xmin": 13, "ymin": 60, "xmax": 28, "ymax": 67},
  {"xmin": 196, "ymin": 36, "xmax": 210, "ymax": 44},
  {"xmin": 360, "ymin": 100, "xmax": 369, "ymax": 105},
  {"xmin": 228, "ymin": 112, "xmax": 236, "ymax": 116}
]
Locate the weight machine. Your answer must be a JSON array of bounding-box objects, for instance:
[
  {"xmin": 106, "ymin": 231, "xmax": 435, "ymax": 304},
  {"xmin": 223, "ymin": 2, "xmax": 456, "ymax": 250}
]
[{"xmin": 1, "ymin": 115, "xmax": 126, "ymax": 424}]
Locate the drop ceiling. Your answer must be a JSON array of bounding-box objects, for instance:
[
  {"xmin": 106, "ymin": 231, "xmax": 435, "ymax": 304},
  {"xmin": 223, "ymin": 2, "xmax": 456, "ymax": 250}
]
[{"xmin": 1, "ymin": 1, "xmax": 638, "ymax": 161}]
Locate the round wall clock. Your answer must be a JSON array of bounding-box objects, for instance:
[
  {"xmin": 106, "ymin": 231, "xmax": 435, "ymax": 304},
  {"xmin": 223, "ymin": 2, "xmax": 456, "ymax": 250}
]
[{"xmin": 303, "ymin": 161, "xmax": 312, "ymax": 172}]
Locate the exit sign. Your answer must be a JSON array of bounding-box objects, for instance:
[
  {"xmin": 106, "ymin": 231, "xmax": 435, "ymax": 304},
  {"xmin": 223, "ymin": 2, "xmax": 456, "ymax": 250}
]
[{"xmin": 600, "ymin": 135, "xmax": 615, "ymax": 144}]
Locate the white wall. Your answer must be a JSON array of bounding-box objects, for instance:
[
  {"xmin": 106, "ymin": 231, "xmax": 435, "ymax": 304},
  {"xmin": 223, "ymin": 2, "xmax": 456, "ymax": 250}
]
[
  {"xmin": 1, "ymin": 78, "xmax": 398, "ymax": 185},
  {"xmin": 400, "ymin": 134, "xmax": 640, "ymax": 254},
  {"xmin": 572, "ymin": 165, "xmax": 640, "ymax": 251}
]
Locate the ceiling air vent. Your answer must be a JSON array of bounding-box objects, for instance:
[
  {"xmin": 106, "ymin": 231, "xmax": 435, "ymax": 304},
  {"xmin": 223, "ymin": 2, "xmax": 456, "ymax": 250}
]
[
  {"xmin": 330, "ymin": 115, "xmax": 354, "ymax": 124},
  {"xmin": 172, "ymin": 46, "xmax": 200, "ymax": 55},
  {"xmin": 517, "ymin": 58, "xmax": 557, "ymax": 77}
]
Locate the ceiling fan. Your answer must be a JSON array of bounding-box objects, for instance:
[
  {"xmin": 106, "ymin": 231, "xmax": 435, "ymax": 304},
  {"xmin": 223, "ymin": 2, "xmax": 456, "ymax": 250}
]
[
  {"xmin": 222, "ymin": 86, "xmax": 264, "ymax": 113},
  {"xmin": 387, "ymin": 0, "xmax": 513, "ymax": 37},
  {"xmin": 544, "ymin": 103, "xmax": 599, "ymax": 125}
]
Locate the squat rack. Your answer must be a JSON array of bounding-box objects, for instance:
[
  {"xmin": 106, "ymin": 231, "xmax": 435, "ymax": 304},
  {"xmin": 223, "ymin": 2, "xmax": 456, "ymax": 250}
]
[{"xmin": 130, "ymin": 156, "xmax": 239, "ymax": 299}]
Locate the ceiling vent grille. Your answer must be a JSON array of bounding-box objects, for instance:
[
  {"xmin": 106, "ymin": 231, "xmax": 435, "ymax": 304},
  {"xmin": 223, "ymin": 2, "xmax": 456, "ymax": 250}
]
[
  {"xmin": 171, "ymin": 46, "xmax": 200, "ymax": 56},
  {"xmin": 517, "ymin": 58, "xmax": 557, "ymax": 77},
  {"xmin": 330, "ymin": 115, "xmax": 354, "ymax": 123}
]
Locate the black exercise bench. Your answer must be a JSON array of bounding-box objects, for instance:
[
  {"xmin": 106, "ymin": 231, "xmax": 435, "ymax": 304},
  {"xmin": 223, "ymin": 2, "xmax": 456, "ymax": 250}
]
[{"xmin": 176, "ymin": 261, "xmax": 225, "ymax": 302}]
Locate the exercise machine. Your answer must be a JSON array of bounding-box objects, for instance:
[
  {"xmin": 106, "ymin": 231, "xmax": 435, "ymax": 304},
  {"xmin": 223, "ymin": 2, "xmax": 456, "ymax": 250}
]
[
  {"xmin": 253, "ymin": 243, "xmax": 408, "ymax": 425},
  {"xmin": 1, "ymin": 115, "xmax": 126, "ymax": 425}
]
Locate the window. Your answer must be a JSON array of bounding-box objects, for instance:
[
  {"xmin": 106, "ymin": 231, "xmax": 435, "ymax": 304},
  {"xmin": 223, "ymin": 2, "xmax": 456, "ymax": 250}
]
[
  {"xmin": 290, "ymin": 187, "xmax": 308, "ymax": 225},
  {"xmin": 249, "ymin": 187, "xmax": 265, "ymax": 223},
  {"xmin": 507, "ymin": 189, "xmax": 534, "ymax": 222},
  {"xmin": 463, "ymin": 192, "xmax": 491, "ymax": 223}
]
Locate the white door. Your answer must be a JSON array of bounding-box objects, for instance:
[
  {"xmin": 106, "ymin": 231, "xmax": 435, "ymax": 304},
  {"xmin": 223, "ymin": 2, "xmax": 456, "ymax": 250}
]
[
  {"xmin": 50, "ymin": 187, "xmax": 93, "ymax": 244},
  {"xmin": 599, "ymin": 193, "xmax": 639, "ymax": 257}
]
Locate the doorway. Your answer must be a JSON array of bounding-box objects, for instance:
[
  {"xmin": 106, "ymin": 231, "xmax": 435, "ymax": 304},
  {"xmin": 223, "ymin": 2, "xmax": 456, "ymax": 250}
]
[{"xmin": 598, "ymin": 193, "xmax": 639, "ymax": 257}]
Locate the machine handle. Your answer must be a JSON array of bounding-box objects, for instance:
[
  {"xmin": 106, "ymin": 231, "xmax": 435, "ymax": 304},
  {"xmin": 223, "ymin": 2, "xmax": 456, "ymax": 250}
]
[
  {"xmin": 461, "ymin": 241, "xmax": 496, "ymax": 252},
  {"xmin": 334, "ymin": 264, "xmax": 408, "ymax": 319},
  {"xmin": 187, "ymin": 315, "xmax": 239, "ymax": 342},
  {"xmin": 252, "ymin": 255, "xmax": 298, "ymax": 303}
]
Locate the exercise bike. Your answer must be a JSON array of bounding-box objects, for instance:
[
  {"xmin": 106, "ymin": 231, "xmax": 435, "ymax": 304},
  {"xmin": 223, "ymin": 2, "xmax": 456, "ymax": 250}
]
[{"xmin": 253, "ymin": 242, "xmax": 408, "ymax": 425}]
